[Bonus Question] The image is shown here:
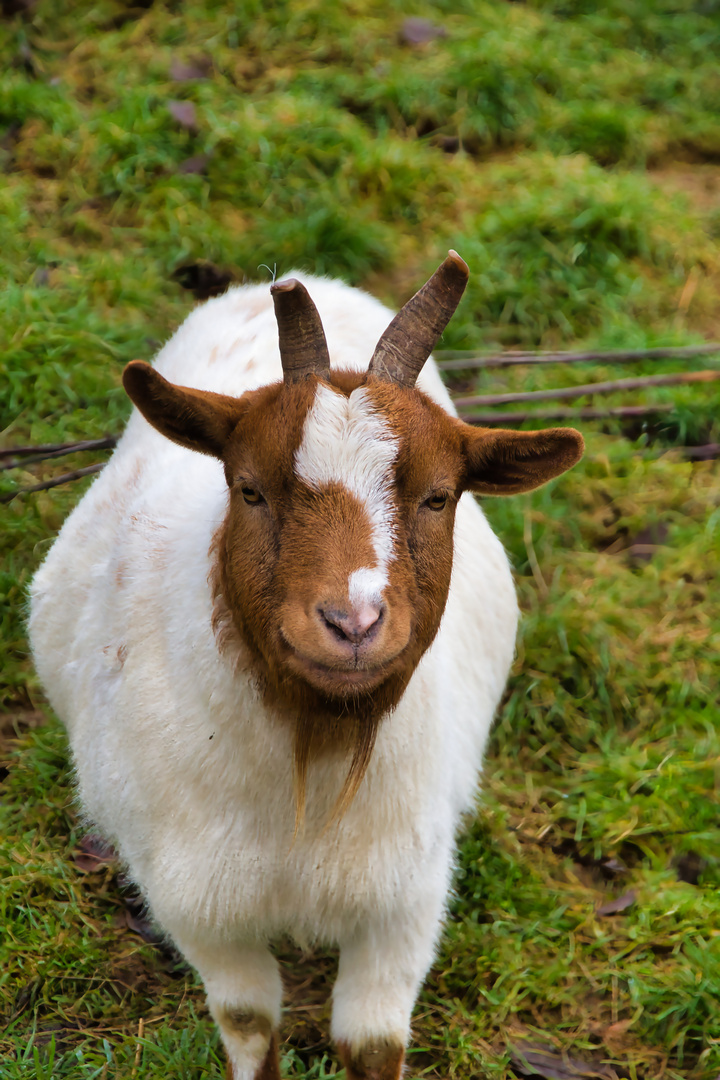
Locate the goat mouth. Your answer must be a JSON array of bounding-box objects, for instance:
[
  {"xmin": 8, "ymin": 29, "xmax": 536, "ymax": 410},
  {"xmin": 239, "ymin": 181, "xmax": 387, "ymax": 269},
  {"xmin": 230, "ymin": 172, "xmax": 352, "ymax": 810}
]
[{"xmin": 286, "ymin": 650, "xmax": 390, "ymax": 694}]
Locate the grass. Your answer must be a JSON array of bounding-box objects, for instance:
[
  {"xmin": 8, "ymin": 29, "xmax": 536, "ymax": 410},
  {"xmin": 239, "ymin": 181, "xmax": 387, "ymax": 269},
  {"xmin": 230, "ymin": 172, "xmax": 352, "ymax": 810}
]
[{"xmin": 2, "ymin": 1, "xmax": 720, "ymax": 1077}]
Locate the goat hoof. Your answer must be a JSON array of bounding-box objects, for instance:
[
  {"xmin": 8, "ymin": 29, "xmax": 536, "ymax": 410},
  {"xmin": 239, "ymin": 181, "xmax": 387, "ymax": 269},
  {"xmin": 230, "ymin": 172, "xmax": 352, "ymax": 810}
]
[
  {"xmin": 337, "ymin": 1037, "xmax": 405, "ymax": 1080},
  {"xmin": 225, "ymin": 1030, "xmax": 281, "ymax": 1080}
]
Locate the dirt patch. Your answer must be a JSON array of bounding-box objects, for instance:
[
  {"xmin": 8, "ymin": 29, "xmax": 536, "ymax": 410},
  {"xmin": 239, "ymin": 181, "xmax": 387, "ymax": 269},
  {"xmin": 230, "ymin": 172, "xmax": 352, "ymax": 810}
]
[
  {"xmin": 648, "ymin": 162, "xmax": 720, "ymax": 215},
  {"xmin": 0, "ymin": 708, "xmax": 46, "ymax": 753}
]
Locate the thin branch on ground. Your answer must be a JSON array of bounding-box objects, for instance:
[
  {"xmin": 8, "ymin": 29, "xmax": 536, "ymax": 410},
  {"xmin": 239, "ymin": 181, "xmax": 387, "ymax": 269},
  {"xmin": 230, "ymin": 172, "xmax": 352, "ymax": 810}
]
[
  {"xmin": 671, "ymin": 443, "xmax": 720, "ymax": 461},
  {"xmin": 452, "ymin": 369, "xmax": 720, "ymax": 408},
  {"xmin": 1, "ymin": 463, "xmax": 106, "ymax": 504},
  {"xmin": 0, "ymin": 443, "xmax": 71, "ymax": 459},
  {"xmin": 0, "ymin": 437, "xmax": 117, "ymax": 472},
  {"xmin": 436, "ymin": 343, "xmax": 720, "ymax": 371},
  {"xmin": 459, "ymin": 404, "xmax": 674, "ymax": 424}
]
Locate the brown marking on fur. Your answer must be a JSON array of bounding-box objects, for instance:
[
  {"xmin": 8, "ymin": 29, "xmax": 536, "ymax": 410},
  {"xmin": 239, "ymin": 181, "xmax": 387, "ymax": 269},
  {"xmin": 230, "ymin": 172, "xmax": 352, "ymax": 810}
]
[
  {"xmin": 102, "ymin": 643, "xmax": 128, "ymax": 673},
  {"xmin": 115, "ymin": 559, "xmax": 127, "ymax": 589},
  {"xmin": 124, "ymin": 456, "xmax": 143, "ymax": 491},
  {"xmin": 129, "ymin": 512, "xmax": 168, "ymax": 533},
  {"xmin": 336, "ymin": 1038, "xmax": 405, "ymax": 1080},
  {"xmin": 225, "ymin": 1031, "xmax": 281, "ymax": 1080},
  {"xmin": 224, "ymin": 1010, "xmax": 272, "ymax": 1039}
]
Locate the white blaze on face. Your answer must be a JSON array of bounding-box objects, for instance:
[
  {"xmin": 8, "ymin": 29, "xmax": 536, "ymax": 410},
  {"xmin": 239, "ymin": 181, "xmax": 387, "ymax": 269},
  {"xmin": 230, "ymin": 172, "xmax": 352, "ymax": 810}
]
[{"xmin": 294, "ymin": 383, "xmax": 399, "ymax": 608}]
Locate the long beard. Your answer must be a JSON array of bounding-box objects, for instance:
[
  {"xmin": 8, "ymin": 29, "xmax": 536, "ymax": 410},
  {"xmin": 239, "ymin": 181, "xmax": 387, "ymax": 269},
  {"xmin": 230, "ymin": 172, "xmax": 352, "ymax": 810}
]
[
  {"xmin": 291, "ymin": 708, "xmax": 381, "ymax": 835},
  {"xmin": 264, "ymin": 660, "xmax": 412, "ymax": 834},
  {"xmin": 211, "ymin": 547, "xmax": 412, "ymax": 830}
]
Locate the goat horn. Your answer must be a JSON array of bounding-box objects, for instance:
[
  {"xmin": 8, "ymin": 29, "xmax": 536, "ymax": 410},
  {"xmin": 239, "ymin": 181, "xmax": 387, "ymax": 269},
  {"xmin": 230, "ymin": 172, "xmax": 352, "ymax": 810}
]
[
  {"xmin": 271, "ymin": 278, "xmax": 331, "ymax": 384},
  {"xmin": 368, "ymin": 251, "xmax": 469, "ymax": 387}
]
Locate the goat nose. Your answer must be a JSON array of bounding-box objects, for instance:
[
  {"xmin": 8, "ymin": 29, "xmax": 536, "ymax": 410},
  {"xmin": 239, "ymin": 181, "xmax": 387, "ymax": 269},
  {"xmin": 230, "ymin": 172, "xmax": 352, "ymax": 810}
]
[{"xmin": 319, "ymin": 603, "xmax": 383, "ymax": 645}]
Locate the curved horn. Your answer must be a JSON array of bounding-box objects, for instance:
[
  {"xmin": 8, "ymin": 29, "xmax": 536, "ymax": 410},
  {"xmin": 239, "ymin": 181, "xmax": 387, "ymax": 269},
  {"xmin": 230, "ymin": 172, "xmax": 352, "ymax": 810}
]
[
  {"xmin": 368, "ymin": 250, "xmax": 469, "ymax": 387},
  {"xmin": 271, "ymin": 278, "xmax": 331, "ymax": 384}
]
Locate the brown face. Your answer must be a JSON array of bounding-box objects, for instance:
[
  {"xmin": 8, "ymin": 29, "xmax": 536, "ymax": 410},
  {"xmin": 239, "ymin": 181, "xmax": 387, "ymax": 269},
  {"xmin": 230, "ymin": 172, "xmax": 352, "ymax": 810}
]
[
  {"xmin": 216, "ymin": 371, "xmax": 467, "ymax": 725},
  {"xmin": 123, "ymin": 361, "xmax": 584, "ymax": 725}
]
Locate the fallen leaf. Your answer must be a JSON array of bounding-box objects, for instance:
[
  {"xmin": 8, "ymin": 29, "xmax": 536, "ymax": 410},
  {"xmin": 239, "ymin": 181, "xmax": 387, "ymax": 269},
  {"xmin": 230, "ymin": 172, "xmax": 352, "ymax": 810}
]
[
  {"xmin": 177, "ymin": 153, "xmax": 210, "ymax": 174},
  {"xmin": 626, "ymin": 521, "xmax": 669, "ymax": 563},
  {"xmin": 168, "ymin": 100, "xmax": 198, "ymax": 131},
  {"xmin": 73, "ymin": 833, "xmax": 117, "ymax": 873},
  {"xmin": 600, "ymin": 857, "xmax": 627, "ymax": 877},
  {"xmin": 510, "ymin": 1039, "xmax": 619, "ymax": 1080},
  {"xmin": 171, "ymin": 56, "xmax": 211, "ymax": 82},
  {"xmin": 400, "ymin": 17, "xmax": 447, "ymax": 45},
  {"xmin": 123, "ymin": 906, "xmax": 165, "ymax": 945},
  {"xmin": 596, "ymin": 889, "xmax": 636, "ymax": 916},
  {"xmin": 681, "ymin": 443, "xmax": 720, "ymax": 461},
  {"xmin": 602, "ymin": 1019, "xmax": 633, "ymax": 1044},
  {"xmin": 431, "ymin": 134, "xmax": 460, "ymax": 153}
]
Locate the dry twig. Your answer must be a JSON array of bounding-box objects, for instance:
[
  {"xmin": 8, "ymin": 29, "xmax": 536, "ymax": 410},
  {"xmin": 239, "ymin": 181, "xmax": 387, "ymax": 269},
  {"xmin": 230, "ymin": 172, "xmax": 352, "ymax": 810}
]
[
  {"xmin": 436, "ymin": 343, "xmax": 720, "ymax": 371},
  {"xmin": 452, "ymin": 369, "xmax": 720, "ymax": 409},
  {"xmin": 0, "ymin": 436, "xmax": 116, "ymax": 472},
  {"xmin": 459, "ymin": 404, "xmax": 674, "ymax": 425},
  {"xmin": 0, "ymin": 463, "xmax": 105, "ymax": 504}
]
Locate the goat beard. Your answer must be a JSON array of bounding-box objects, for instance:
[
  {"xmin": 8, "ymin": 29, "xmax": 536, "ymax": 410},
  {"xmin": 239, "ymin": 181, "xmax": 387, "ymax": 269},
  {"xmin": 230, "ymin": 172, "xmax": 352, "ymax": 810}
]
[
  {"xmin": 210, "ymin": 552, "xmax": 414, "ymax": 830},
  {"xmin": 292, "ymin": 709, "xmax": 380, "ymax": 834},
  {"xmin": 268, "ymin": 657, "xmax": 412, "ymax": 834}
]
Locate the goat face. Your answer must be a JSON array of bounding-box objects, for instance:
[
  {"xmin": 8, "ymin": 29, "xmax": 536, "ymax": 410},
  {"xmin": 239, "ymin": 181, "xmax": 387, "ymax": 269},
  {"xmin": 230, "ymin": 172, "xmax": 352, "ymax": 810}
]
[
  {"xmin": 215, "ymin": 371, "xmax": 467, "ymax": 721},
  {"xmin": 123, "ymin": 254, "xmax": 583, "ymax": 729}
]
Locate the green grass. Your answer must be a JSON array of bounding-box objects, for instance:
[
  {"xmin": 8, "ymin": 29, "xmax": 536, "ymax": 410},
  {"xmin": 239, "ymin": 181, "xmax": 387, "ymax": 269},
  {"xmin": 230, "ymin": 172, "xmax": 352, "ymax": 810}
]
[{"xmin": 2, "ymin": 1, "xmax": 720, "ymax": 1077}]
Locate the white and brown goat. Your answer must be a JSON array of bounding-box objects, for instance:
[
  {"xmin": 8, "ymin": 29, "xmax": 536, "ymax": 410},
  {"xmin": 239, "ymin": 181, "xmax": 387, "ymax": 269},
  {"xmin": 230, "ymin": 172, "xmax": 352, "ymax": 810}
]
[{"xmin": 29, "ymin": 254, "xmax": 583, "ymax": 1080}]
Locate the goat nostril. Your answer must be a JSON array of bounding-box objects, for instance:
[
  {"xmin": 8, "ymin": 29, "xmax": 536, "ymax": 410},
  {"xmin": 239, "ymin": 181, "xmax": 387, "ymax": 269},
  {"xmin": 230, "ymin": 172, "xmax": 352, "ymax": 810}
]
[{"xmin": 319, "ymin": 604, "xmax": 383, "ymax": 645}]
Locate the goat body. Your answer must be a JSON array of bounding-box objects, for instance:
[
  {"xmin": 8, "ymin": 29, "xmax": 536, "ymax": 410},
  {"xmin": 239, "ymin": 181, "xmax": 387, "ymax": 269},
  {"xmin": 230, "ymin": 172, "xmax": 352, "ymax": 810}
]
[{"xmin": 30, "ymin": 261, "xmax": 581, "ymax": 1080}]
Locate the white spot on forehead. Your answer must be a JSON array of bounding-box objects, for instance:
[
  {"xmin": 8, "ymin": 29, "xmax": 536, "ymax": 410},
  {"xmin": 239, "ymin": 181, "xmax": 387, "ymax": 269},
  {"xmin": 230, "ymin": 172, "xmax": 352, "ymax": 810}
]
[
  {"xmin": 348, "ymin": 566, "xmax": 387, "ymax": 609},
  {"xmin": 294, "ymin": 384, "xmax": 399, "ymax": 604}
]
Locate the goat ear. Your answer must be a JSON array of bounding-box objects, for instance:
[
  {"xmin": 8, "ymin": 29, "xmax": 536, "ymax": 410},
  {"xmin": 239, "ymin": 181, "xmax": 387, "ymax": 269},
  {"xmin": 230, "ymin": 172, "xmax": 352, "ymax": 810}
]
[
  {"xmin": 122, "ymin": 361, "xmax": 246, "ymax": 459},
  {"xmin": 462, "ymin": 425, "xmax": 584, "ymax": 495}
]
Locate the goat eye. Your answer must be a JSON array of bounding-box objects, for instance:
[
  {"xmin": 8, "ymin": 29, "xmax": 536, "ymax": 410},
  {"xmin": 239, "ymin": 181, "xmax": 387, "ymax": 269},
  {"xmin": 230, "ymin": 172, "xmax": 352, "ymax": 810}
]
[
  {"xmin": 241, "ymin": 485, "xmax": 263, "ymax": 505},
  {"xmin": 426, "ymin": 493, "xmax": 448, "ymax": 512}
]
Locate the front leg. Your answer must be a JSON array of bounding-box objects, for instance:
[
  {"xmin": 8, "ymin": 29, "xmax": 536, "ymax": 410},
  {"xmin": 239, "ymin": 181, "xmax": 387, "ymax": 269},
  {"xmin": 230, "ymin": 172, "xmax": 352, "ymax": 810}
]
[
  {"xmin": 176, "ymin": 937, "xmax": 283, "ymax": 1080},
  {"xmin": 331, "ymin": 901, "xmax": 445, "ymax": 1080}
]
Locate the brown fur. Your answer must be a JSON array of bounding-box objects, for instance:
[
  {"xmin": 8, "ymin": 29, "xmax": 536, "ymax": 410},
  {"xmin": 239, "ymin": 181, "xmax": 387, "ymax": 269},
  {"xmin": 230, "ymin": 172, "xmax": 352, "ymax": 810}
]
[
  {"xmin": 124, "ymin": 364, "xmax": 583, "ymax": 824},
  {"xmin": 336, "ymin": 1038, "xmax": 405, "ymax": 1080}
]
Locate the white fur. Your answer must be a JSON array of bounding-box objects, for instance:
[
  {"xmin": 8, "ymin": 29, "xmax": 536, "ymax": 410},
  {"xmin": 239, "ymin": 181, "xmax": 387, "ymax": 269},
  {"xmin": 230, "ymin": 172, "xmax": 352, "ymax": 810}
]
[
  {"xmin": 29, "ymin": 274, "xmax": 519, "ymax": 1071},
  {"xmin": 295, "ymin": 382, "xmax": 398, "ymax": 607}
]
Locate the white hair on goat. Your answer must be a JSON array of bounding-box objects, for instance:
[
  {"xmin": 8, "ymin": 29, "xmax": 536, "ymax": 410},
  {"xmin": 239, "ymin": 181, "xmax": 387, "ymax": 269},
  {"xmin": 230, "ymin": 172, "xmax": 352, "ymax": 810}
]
[{"xmin": 29, "ymin": 255, "xmax": 583, "ymax": 1080}]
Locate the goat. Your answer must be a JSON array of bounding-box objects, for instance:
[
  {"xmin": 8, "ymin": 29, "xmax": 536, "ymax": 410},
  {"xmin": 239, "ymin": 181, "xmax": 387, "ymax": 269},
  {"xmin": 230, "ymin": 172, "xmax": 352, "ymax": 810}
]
[{"xmin": 29, "ymin": 253, "xmax": 583, "ymax": 1080}]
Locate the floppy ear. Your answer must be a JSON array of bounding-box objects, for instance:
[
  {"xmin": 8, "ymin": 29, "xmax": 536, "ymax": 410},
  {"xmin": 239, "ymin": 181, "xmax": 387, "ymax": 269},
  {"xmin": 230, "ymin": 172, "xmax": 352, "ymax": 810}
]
[
  {"xmin": 462, "ymin": 425, "xmax": 584, "ymax": 495},
  {"xmin": 122, "ymin": 361, "xmax": 247, "ymax": 459}
]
